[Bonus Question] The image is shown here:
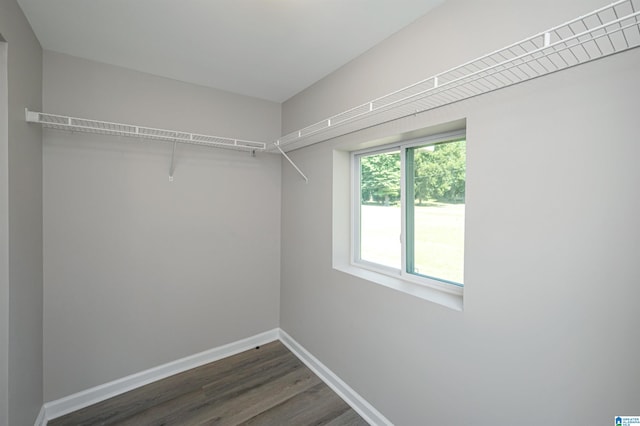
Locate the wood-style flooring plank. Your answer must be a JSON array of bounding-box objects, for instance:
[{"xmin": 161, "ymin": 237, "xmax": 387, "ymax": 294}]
[
  {"xmin": 118, "ymin": 353, "xmax": 317, "ymax": 425},
  {"xmin": 49, "ymin": 341, "xmax": 287, "ymax": 426},
  {"xmin": 48, "ymin": 341, "xmax": 368, "ymax": 426},
  {"xmin": 191, "ymin": 366, "xmax": 321, "ymax": 425},
  {"xmin": 240, "ymin": 382, "xmax": 353, "ymax": 426},
  {"xmin": 324, "ymin": 409, "xmax": 370, "ymax": 426}
]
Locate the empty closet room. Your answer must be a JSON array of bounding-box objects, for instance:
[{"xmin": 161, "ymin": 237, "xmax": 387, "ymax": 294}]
[{"xmin": 1, "ymin": 0, "xmax": 639, "ymax": 424}]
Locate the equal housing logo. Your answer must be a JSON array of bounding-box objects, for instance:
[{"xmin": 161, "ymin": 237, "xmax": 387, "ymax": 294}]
[{"xmin": 616, "ymin": 416, "xmax": 640, "ymax": 426}]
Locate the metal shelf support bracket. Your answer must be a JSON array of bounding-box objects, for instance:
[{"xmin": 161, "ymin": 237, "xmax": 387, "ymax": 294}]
[
  {"xmin": 275, "ymin": 142, "xmax": 308, "ymax": 183},
  {"xmin": 169, "ymin": 141, "xmax": 177, "ymax": 182}
]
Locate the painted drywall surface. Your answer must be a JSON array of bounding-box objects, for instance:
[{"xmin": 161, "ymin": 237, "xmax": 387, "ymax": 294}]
[
  {"xmin": 0, "ymin": 0, "xmax": 43, "ymax": 424},
  {"xmin": 280, "ymin": 1, "xmax": 640, "ymax": 425},
  {"xmin": 42, "ymin": 51, "xmax": 282, "ymax": 400},
  {"xmin": 282, "ymin": 0, "xmax": 608, "ymax": 133}
]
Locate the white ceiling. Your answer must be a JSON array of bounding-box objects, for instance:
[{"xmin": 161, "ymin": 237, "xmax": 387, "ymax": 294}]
[{"xmin": 17, "ymin": 0, "xmax": 443, "ymax": 102}]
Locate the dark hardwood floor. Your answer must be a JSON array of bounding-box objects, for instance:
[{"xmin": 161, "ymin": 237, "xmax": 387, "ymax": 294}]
[{"xmin": 49, "ymin": 341, "xmax": 369, "ymax": 426}]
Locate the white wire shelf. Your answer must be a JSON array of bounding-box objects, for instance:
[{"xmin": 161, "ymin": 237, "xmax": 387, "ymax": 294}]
[
  {"xmin": 274, "ymin": 0, "xmax": 640, "ymax": 152},
  {"xmin": 25, "ymin": 110, "xmax": 267, "ymax": 152}
]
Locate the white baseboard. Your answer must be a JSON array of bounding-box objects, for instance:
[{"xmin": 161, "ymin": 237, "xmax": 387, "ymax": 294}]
[
  {"xmin": 36, "ymin": 328, "xmax": 391, "ymax": 426},
  {"xmin": 278, "ymin": 329, "xmax": 392, "ymax": 426},
  {"xmin": 36, "ymin": 329, "xmax": 279, "ymax": 425},
  {"xmin": 34, "ymin": 405, "xmax": 46, "ymax": 426}
]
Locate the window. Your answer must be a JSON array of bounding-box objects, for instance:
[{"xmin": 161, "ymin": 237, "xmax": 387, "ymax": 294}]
[{"xmin": 353, "ymin": 132, "xmax": 466, "ymax": 289}]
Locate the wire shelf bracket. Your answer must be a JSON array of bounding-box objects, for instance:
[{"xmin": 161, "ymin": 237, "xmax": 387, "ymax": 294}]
[
  {"xmin": 274, "ymin": 142, "xmax": 308, "ymax": 183},
  {"xmin": 168, "ymin": 141, "xmax": 178, "ymax": 182},
  {"xmin": 272, "ymin": 0, "xmax": 640, "ymax": 152}
]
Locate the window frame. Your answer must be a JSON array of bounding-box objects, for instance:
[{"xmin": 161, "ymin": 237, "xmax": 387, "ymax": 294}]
[
  {"xmin": 352, "ymin": 145, "xmax": 402, "ymax": 275},
  {"xmin": 351, "ymin": 130, "xmax": 466, "ymax": 296}
]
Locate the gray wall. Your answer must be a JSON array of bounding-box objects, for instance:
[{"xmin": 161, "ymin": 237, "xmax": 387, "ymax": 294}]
[
  {"xmin": 42, "ymin": 51, "xmax": 282, "ymax": 400},
  {"xmin": 0, "ymin": 0, "xmax": 43, "ymax": 424},
  {"xmin": 281, "ymin": 0, "xmax": 640, "ymax": 424}
]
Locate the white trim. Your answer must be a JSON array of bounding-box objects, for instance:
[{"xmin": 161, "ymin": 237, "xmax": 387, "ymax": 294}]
[
  {"xmin": 36, "ymin": 328, "xmax": 391, "ymax": 426},
  {"xmin": 278, "ymin": 329, "xmax": 393, "ymax": 426},
  {"xmin": 0, "ymin": 40, "xmax": 9, "ymax": 426},
  {"xmin": 39, "ymin": 329, "xmax": 279, "ymax": 425},
  {"xmin": 345, "ymin": 130, "xmax": 466, "ymax": 311},
  {"xmin": 33, "ymin": 405, "xmax": 46, "ymax": 426},
  {"xmin": 335, "ymin": 263, "xmax": 463, "ymax": 311}
]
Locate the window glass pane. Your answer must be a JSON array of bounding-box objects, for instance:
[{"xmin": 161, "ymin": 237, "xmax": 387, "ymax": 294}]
[
  {"xmin": 359, "ymin": 150, "xmax": 401, "ymax": 269},
  {"xmin": 406, "ymin": 140, "xmax": 465, "ymax": 284}
]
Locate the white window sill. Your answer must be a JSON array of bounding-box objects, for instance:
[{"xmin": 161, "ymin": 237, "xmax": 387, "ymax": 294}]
[
  {"xmin": 332, "ymin": 147, "xmax": 464, "ymax": 312},
  {"xmin": 333, "ymin": 263, "xmax": 463, "ymax": 311}
]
